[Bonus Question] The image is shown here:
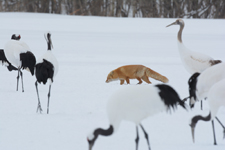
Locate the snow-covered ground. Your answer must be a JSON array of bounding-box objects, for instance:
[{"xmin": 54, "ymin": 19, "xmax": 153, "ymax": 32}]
[{"xmin": 0, "ymin": 13, "xmax": 224, "ymax": 150}]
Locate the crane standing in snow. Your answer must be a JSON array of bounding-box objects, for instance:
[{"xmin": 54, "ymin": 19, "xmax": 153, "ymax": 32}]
[
  {"xmin": 87, "ymin": 84, "xmax": 186, "ymax": 150},
  {"xmin": 190, "ymin": 79, "xmax": 225, "ymax": 145},
  {"xmin": 35, "ymin": 32, "xmax": 58, "ymax": 114},
  {"xmin": 187, "ymin": 63, "xmax": 225, "ymax": 145},
  {"xmin": 166, "ymin": 19, "xmax": 222, "ymax": 109},
  {"xmin": 4, "ymin": 34, "xmax": 36, "ymax": 92},
  {"xmin": 187, "ymin": 63, "xmax": 225, "ymax": 108},
  {"xmin": 166, "ymin": 19, "xmax": 221, "ymax": 74}
]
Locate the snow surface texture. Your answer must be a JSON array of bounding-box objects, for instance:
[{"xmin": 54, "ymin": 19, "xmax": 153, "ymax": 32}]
[{"xmin": 0, "ymin": 13, "xmax": 224, "ymax": 150}]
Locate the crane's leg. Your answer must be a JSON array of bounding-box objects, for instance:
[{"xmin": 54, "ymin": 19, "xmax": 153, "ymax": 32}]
[
  {"xmin": 20, "ymin": 70, "xmax": 24, "ymax": 92},
  {"xmin": 135, "ymin": 126, "xmax": 139, "ymax": 150},
  {"xmin": 140, "ymin": 124, "xmax": 151, "ymax": 150},
  {"xmin": 16, "ymin": 68, "xmax": 20, "ymax": 91},
  {"xmin": 47, "ymin": 84, "xmax": 51, "ymax": 114},
  {"xmin": 215, "ymin": 117, "xmax": 225, "ymax": 139},
  {"xmin": 212, "ymin": 120, "xmax": 217, "ymax": 145},
  {"xmin": 200, "ymin": 100, "xmax": 203, "ymax": 110},
  {"xmin": 35, "ymin": 81, "xmax": 42, "ymax": 113}
]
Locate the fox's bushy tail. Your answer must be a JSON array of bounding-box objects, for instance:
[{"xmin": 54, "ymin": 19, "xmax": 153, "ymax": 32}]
[{"xmin": 146, "ymin": 68, "xmax": 169, "ymax": 83}]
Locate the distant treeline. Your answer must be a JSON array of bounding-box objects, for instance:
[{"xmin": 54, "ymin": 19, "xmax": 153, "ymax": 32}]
[{"xmin": 1, "ymin": 0, "xmax": 225, "ymax": 18}]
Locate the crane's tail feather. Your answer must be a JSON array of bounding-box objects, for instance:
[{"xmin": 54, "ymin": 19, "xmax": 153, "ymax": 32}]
[
  {"xmin": 155, "ymin": 84, "xmax": 187, "ymax": 111},
  {"xmin": 210, "ymin": 60, "xmax": 222, "ymax": 66},
  {"xmin": 20, "ymin": 51, "xmax": 36, "ymax": 75}
]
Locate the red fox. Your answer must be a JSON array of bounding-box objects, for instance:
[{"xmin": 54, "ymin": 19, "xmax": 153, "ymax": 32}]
[{"xmin": 106, "ymin": 65, "xmax": 169, "ymax": 85}]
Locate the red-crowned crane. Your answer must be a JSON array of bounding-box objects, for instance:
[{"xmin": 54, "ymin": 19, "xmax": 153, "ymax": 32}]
[
  {"xmin": 166, "ymin": 19, "xmax": 221, "ymax": 74},
  {"xmin": 187, "ymin": 63, "xmax": 225, "ymax": 108},
  {"xmin": 166, "ymin": 19, "xmax": 222, "ymax": 109},
  {"xmin": 87, "ymin": 84, "xmax": 186, "ymax": 150},
  {"xmin": 4, "ymin": 34, "xmax": 36, "ymax": 92},
  {"xmin": 190, "ymin": 79, "xmax": 225, "ymax": 145},
  {"xmin": 35, "ymin": 32, "xmax": 58, "ymax": 114}
]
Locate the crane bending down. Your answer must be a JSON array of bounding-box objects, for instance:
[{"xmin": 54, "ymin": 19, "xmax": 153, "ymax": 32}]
[
  {"xmin": 4, "ymin": 34, "xmax": 36, "ymax": 92},
  {"xmin": 190, "ymin": 79, "xmax": 225, "ymax": 145},
  {"xmin": 35, "ymin": 32, "xmax": 58, "ymax": 114},
  {"xmin": 87, "ymin": 84, "xmax": 186, "ymax": 150}
]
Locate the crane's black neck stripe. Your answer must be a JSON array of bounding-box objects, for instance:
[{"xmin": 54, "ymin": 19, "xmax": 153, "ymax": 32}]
[
  {"xmin": 190, "ymin": 112, "xmax": 211, "ymax": 128},
  {"xmin": 94, "ymin": 125, "xmax": 113, "ymax": 137},
  {"xmin": 88, "ymin": 125, "xmax": 113, "ymax": 148},
  {"xmin": 47, "ymin": 40, "xmax": 51, "ymax": 50},
  {"xmin": 188, "ymin": 73, "xmax": 200, "ymax": 101},
  {"xmin": 155, "ymin": 84, "xmax": 186, "ymax": 110},
  {"xmin": 47, "ymin": 33, "xmax": 52, "ymax": 50}
]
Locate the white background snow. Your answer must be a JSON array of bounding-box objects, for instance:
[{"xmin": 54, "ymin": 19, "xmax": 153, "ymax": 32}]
[{"xmin": 0, "ymin": 13, "xmax": 224, "ymax": 150}]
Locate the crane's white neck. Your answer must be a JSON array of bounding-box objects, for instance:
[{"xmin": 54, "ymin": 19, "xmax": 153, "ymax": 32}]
[{"xmin": 177, "ymin": 40, "xmax": 188, "ymax": 53}]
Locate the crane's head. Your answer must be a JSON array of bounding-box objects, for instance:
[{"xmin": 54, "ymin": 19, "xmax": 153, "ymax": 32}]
[
  {"xmin": 11, "ymin": 34, "xmax": 21, "ymax": 40},
  {"xmin": 189, "ymin": 116, "xmax": 197, "ymax": 143},
  {"xmin": 87, "ymin": 132, "xmax": 97, "ymax": 150},
  {"xmin": 166, "ymin": 19, "xmax": 185, "ymax": 27},
  {"xmin": 87, "ymin": 125, "xmax": 113, "ymax": 150},
  {"xmin": 190, "ymin": 112, "xmax": 211, "ymax": 143},
  {"xmin": 44, "ymin": 32, "xmax": 53, "ymax": 50}
]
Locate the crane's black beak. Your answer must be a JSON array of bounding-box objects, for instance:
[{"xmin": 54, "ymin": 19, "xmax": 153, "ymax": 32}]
[
  {"xmin": 191, "ymin": 126, "xmax": 195, "ymax": 143},
  {"xmin": 89, "ymin": 143, "xmax": 93, "ymax": 150},
  {"xmin": 88, "ymin": 139, "xmax": 94, "ymax": 150},
  {"xmin": 190, "ymin": 122, "xmax": 196, "ymax": 143},
  {"xmin": 166, "ymin": 21, "xmax": 177, "ymax": 27}
]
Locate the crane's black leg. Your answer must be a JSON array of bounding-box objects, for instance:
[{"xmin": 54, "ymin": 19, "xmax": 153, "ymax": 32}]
[
  {"xmin": 47, "ymin": 84, "xmax": 51, "ymax": 114},
  {"xmin": 35, "ymin": 81, "xmax": 42, "ymax": 113},
  {"xmin": 20, "ymin": 70, "xmax": 24, "ymax": 92},
  {"xmin": 135, "ymin": 126, "xmax": 139, "ymax": 150},
  {"xmin": 215, "ymin": 117, "xmax": 225, "ymax": 139},
  {"xmin": 16, "ymin": 68, "xmax": 20, "ymax": 91},
  {"xmin": 200, "ymin": 100, "xmax": 203, "ymax": 110},
  {"xmin": 212, "ymin": 120, "xmax": 217, "ymax": 145},
  {"xmin": 140, "ymin": 124, "xmax": 151, "ymax": 150}
]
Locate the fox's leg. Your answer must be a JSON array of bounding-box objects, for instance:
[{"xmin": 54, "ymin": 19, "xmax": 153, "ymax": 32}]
[
  {"xmin": 136, "ymin": 77, "xmax": 142, "ymax": 84},
  {"xmin": 142, "ymin": 75, "xmax": 152, "ymax": 84},
  {"xmin": 125, "ymin": 78, "xmax": 130, "ymax": 84},
  {"xmin": 120, "ymin": 79, "xmax": 125, "ymax": 85}
]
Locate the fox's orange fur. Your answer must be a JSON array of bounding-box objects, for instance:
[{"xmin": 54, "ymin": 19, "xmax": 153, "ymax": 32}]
[{"xmin": 106, "ymin": 65, "xmax": 169, "ymax": 85}]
